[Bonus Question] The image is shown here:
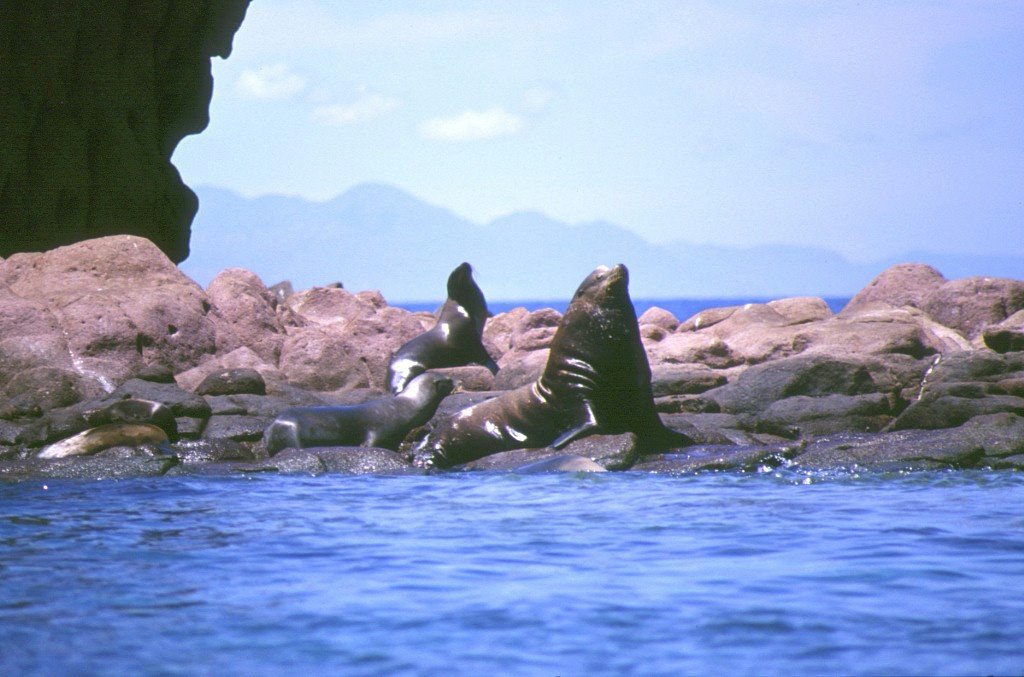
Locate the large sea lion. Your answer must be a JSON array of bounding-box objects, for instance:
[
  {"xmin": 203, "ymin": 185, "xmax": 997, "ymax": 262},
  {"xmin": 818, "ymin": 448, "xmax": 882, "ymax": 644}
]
[
  {"xmin": 263, "ymin": 373, "xmax": 454, "ymax": 456},
  {"xmin": 387, "ymin": 262, "xmax": 498, "ymax": 394},
  {"xmin": 412, "ymin": 264, "xmax": 691, "ymax": 468}
]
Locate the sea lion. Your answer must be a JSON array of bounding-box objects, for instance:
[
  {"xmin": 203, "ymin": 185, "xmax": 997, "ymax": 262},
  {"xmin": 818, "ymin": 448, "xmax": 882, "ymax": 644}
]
[
  {"xmin": 387, "ymin": 262, "xmax": 498, "ymax": 394},
  {"xmin": 84, "ymin": 398, "xmax": 178, "ymax": 440},
  {"xmin": 412, "ymin": 264, "xmax": 691, "ymax": 468},
  {"xmin": 263, "ymin": 372, "xmax": 454, "ymax": 456},
  {"xmin": 38, "ymin": 423, "xmax": 170, "ymax": 459}
]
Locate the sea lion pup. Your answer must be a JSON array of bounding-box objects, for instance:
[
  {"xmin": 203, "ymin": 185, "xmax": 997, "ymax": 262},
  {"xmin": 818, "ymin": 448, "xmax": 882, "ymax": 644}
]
[
  {"xmin": 263, "ymin": 373, "xmax": 454, "ymax": 456},
  {"xmin": 387, "ymin": 262, "xmax": 499, "ymax": 394},
  {"xmin": 412, "ymin": 264, "xmax": 692, "ymax": 468},
  {"xmin": 38, "ymin": 423, "xmax": 169, "ymax": 459}
]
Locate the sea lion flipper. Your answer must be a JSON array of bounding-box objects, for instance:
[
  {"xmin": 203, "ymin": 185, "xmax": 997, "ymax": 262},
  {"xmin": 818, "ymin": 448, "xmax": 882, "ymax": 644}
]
[
  {"xmin": 551, "ymin": 422, "xmax": 598, "ymax": 449},
  {"xmin": 550, "ymin": 402, "xmax": 599, "ymax": 449}
]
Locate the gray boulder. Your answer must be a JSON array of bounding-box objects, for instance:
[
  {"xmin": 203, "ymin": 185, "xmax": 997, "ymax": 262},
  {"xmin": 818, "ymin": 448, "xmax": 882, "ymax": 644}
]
[
  {"xmin": 196, "ymin": 367, "xmax": 267, "ymax": 396},
  {"xmin": 705, "ymin": 354, "xmax": 878, "ymax": 415},
  {"xmin": 264, "ymin": 446, "xmax": 414, "ymax": 475},
  {"xmin": 757, "ymin": 393, "xmax": 893, "ymax": 437},
  {"xmin": 982, "ymin": 310, "xmax": 1024, "ymax": 354},
  {"xmin": 795, "ymin": 413, "xmax": 1024, "ymax": 469}
]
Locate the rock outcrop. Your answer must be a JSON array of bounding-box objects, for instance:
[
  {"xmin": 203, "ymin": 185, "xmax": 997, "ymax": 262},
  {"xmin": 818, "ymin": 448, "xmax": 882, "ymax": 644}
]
[
  {"xmin": 1, "ymin": 238, "xmax": 1023, "ymax": 478},
  {"xmin": 0, "ymin": 1, "xmax": 250, "ymax": 262}
]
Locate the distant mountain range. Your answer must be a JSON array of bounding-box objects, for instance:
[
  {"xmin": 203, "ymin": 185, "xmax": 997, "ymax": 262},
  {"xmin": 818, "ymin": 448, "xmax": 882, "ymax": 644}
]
[{"xmin": 180, "ymin": 183, "xmax": 1024, "ymax": 302}]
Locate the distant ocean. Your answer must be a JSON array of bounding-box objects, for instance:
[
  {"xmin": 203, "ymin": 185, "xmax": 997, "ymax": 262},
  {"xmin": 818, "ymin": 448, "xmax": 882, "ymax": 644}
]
[{"xmin": 396, "ymin": 297, "xmax": 853, "ymax": 319}]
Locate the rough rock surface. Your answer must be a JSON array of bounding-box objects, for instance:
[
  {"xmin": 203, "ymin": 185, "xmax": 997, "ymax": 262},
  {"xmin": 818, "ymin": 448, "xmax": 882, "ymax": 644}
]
[
  {"xmin": 922, "ymin": 277, "xmax": 1024, "ymax": 340},
  {"xmin": 983, "ymin": 310, "xmax": 1024, "ymax": 354},
  {"xmin": 205, "ymin": 268, "xmax": 286, "ymax": 363},
  {"xmin": 2, "ymin": 247, "xmax": 1024, "ymax": 479},
  {"xmin": 0, "ymin": 1, "xmax": 251, "ymax": 262},
  {"xmin": 0, "ymin": 236, "xmax": 218, "ymax": 393},
  {"xmin": 843, "ymin": 263, "xmax": 946, "ymax": 312}
]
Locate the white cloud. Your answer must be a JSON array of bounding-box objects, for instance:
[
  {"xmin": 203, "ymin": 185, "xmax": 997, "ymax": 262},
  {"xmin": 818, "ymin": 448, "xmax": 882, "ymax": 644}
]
[
  {"xmin": 419, "ymin": 108, "xmax": 523, "ymax": 142},
  {"xmin": 237, "ymin": 63, "xmax": 307, "ymax": 101},
  {"xmin": 311, "ymin": 93, "xmax": 402, "ymax": 125}
]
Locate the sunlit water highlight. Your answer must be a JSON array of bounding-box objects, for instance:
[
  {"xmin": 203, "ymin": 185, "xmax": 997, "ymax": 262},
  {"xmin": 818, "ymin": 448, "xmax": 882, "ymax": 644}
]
[{"xmin": 2, "ymin": 470, "xmax": 1022, "ymax": 675}]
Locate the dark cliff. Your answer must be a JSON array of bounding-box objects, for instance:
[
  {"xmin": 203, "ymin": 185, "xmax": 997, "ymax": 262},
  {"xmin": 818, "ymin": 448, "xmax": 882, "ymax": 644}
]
[{"xmin": 0, "ymin": 0, "xmax": 250, "ymax": 262}]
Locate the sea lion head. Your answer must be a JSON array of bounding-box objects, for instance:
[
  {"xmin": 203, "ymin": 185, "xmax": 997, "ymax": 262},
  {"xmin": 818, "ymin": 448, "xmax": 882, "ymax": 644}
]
[
  {"xmin": 400, "ymin": 372, "xmax": 455, "ymax": 402},
  {"xmin": 542, "ymin": 263, "xmax": 642, "ymax": 395},
  {"xmin": 558, "ymin": 263, "xmax": 634, "ymax": 342},
  {"xmin": 447, "ymin": 262, "xmax": 491, "ymax": 327},
  {"xmin": 570, "ymin": 264, "xmax": 629, "ymax": 312}
]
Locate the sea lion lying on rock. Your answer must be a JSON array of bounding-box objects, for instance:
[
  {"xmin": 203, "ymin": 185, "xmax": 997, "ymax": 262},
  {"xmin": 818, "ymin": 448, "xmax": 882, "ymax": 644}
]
[
  {"xmin": 412, "ymin": 264, "xmax": 692, "ymax": 468},
  {"xmin": 264, "ymin": 373, "xmax": 454, "ymax": 455},
  {"xmin": 38, "ymin": 423, "xmax": 170, "ymax": 459}
]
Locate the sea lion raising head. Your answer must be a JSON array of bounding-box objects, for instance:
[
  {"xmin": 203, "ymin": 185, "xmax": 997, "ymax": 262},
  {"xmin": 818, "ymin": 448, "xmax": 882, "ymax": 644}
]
[
  {"xmin": 387, "ymin": 262, "xmax": 498, "ymax": 394},
  {"xmin": 413, "ymin": 264, "xmax": 690, "ymax": 468}
]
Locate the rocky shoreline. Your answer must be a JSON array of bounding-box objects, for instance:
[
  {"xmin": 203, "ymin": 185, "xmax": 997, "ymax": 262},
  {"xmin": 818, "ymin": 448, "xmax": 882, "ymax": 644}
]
[{"xmin": 1, "ymin": 235, "xmax": 1023, "ymax": 480}]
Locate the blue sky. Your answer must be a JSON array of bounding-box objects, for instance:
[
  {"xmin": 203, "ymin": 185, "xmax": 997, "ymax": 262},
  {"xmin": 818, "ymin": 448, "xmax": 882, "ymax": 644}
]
[{"xmin": 173, "ymin": 1, "xmax": 1024, "ymax": 264}]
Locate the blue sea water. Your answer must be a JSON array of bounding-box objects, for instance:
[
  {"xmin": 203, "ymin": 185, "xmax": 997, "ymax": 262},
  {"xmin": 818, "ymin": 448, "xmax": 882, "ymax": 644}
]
[
  {"xmin": 2, "ymin": 470, "xmax": 1023, "ymax": 676},
  {"xmin": 398, "ymin": 297, "xmax": 852, "ymax": 319}
]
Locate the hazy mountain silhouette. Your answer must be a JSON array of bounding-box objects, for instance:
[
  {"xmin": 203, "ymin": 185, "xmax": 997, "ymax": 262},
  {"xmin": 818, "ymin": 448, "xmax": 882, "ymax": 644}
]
[{"xmin": 181, "ymin": 184, "xmax": 1023, "ymax": 301}]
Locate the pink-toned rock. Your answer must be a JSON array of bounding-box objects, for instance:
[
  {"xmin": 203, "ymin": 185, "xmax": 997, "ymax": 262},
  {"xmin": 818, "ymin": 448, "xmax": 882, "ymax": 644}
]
[
  {"xmin": 434, "ymin": 365, "xmax": 496, "ymax": 392},
  {"xmin": 494, "ymin": 348, "xmax": 549, "ymax": 390},
  {"xmin": 677, "ymin": 305, "xmax": 743, "ymax": 332},
  {"xmin": 638, "ymin": 306, "xmax": 680, "ymax": 332},
  {"xmin": 481, "ymin": 307, "xmax": 560, "ymax": 369},
  {"xmin": 284, "ymin": 286, "xmax": 385, "ymax": 326},
  {"xmin": 278, "ymin": 326, "xmax": 373, "ymax": 391},
  {"xmin": 513, "ymin": 326, "xmax": 558, "ymax": 352},
  {"xmin": 510, "ymin": 309, "xmax": 562, "ymax": 349},
  {"xmin": 205, "ymin": 268, "xmax": 286, "ymax": 363},
  {"xmin": 648, "ymin": 332, "xmax": 741, "ymax": 369},
  {"xmin": 922, "ymin": 276, "xmax": 1024, "ymax": 340},
  {"xmin": 652, "ymin": 301, "xmax": 968, "ymax": 378},
  {"xmin": 340, "ymin": 307, "xmax": 427, "ymax": 387},
  {"xmin": 277, "ymin": 306, "xmax": 424, "ymax": 392},
  {"xmin": 843, "ymin": 263, "xmax": 946, "ymax": 312},
  {"xmin": 483, "ymin": 307, "xmax": 530, "ymax": 357},
  {"xmin": 411, "ymin": 310, "xmax": 437, "ymax": 332},
  {"xmin": 833, "ymin": 304, "xmax": 971, "ymax": 353},
  {"xmin": 0, "ymin": 286, "xmax": 79, "ymax": 392},
  {"xmin": 0, "ymin": 235, "xmax": 217, "ymax": 389},
  {"xmin": 640, "ymin": 324, "xmax": 670, "ymax": 343},
  {"xmin": 481, "ymin": 308, "xmax": 563, "ymax": 389},
  {"xmin": 175, "ymin": 347, "xmax": 285, "ymax": 394},
  {"xmin": 767, "ymin": 297, "xmax": 833, "ymax": 324}
]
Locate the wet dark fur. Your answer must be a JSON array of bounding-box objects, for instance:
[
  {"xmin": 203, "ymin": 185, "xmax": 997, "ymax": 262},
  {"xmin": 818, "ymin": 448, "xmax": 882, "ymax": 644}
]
[
  {"xmin": 264, "ymin": 373, "xmax": 453, "ymax": 455},
  {"xmin": 413, "ymin": 264, "xmax": 690, "ymax": 468},
  {"xmin": 386, "ymin": 262, "xmax": 498, "ymax": 394}
]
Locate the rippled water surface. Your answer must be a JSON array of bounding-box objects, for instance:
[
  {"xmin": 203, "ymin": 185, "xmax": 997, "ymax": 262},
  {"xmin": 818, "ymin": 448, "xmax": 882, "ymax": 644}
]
[{"xmin": 2, "ymin": 470, "xmax": 1023, "ymax": 676}]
